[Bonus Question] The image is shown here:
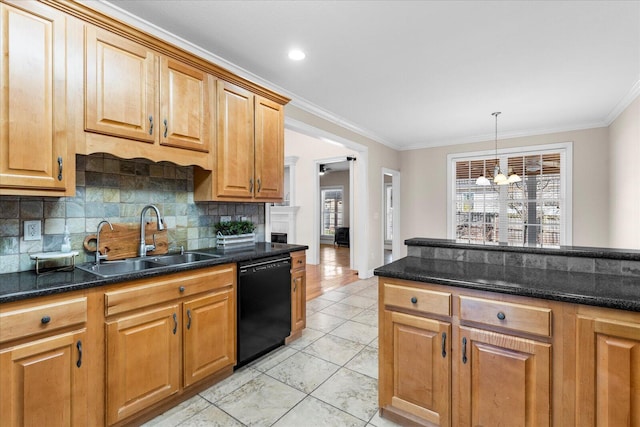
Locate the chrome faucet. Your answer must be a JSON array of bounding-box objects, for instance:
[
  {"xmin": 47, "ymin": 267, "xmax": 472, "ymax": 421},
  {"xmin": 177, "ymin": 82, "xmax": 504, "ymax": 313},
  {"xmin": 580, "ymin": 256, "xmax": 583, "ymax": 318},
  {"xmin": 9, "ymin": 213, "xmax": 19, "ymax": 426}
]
[
  {"xmin": 139, "ymin": 205, "xmax": 165, "ymax": 257},
  {"xmin": 96, "ymin": 220, "xmax": 114, "ymax": 265}
]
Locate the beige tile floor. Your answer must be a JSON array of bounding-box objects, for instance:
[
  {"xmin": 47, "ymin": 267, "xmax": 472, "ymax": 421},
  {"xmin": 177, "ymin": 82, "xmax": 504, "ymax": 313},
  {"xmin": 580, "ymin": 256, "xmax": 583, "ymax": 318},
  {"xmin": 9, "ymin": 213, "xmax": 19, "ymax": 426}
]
[{"xmin": 143, "ymin": 277, "xmax": 402, "ymax": 427}]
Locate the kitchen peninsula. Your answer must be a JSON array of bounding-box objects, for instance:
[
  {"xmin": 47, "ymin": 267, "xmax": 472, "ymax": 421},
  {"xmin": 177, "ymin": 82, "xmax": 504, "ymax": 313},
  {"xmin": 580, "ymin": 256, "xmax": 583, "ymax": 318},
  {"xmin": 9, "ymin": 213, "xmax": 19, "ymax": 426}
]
[{"xmin": 375, "ymin": 238, "xmax": 640, "ymax": 427}]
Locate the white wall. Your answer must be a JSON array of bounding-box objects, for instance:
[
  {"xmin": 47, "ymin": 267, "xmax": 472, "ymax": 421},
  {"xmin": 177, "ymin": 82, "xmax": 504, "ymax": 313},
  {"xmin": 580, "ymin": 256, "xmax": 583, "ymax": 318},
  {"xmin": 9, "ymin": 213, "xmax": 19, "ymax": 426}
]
[
  {"xmin": 609, "ymin": 96, "xmax": 640, "ymax": 249},
  {"xmin": 399, "ymin": 127, "xmax": 611, "ymax": 253}
]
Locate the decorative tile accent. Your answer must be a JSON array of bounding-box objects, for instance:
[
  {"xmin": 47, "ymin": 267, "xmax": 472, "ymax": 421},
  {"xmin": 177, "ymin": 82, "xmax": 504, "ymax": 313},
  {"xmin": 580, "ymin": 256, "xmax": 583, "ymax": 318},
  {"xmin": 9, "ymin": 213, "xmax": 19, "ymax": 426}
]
[{"xmin": 0, "ymin": 154, "xmax": 265, "ymax": 273}]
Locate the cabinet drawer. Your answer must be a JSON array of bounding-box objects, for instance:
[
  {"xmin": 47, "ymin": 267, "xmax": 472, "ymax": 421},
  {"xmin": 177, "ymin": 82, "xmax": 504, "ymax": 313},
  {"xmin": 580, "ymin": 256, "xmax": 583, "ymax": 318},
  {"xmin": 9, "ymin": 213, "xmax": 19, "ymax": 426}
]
[
  {"xmin": 384, "ymin": 283, "xmax": 451, "ymax": 317},
  {"xmin": 459, "ymin": 296, "xmax": 552, "ymax": 337},
  {"xmin": 105, "ymin": 264, "xmax": 235, "ymax": 317},
  {"xmin": 0, "ymin": 297, "xmax": 87, "ymax": 344},
  {"xmin": 291, "ymin": 251, "xmax": 306, "ymax": 271}
]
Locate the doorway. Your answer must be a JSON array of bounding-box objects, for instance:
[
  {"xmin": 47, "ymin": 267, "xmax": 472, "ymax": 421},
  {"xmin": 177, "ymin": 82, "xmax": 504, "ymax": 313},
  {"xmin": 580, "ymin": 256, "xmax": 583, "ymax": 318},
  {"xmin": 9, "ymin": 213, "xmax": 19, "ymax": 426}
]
[{"xmin": 382, "ymin": 168, "xmax": 401, "ymax": 265}]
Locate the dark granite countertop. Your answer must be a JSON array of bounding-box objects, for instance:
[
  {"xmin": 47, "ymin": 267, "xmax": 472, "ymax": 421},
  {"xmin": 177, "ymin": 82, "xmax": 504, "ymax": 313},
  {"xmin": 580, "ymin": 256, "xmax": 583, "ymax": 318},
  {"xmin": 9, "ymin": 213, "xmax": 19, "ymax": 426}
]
[
  {"xmin": 0, "ymin": 242, "xmax": 308, "ymax": 304},
  {"xmin": 374, "ymin": 256, "xmax": 640, "ymax": 312},
  {"xmin": 405, "ymin": 238, "xmax": 640, "ymax": 261}
]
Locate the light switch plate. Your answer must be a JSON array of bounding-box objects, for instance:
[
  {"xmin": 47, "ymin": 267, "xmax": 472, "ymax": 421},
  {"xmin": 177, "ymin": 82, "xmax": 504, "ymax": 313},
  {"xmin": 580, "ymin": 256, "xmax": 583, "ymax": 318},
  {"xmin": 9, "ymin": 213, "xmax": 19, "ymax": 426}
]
[{"xmin": 24, "ymin": 220, "xmax": 41, "ymax": 241}]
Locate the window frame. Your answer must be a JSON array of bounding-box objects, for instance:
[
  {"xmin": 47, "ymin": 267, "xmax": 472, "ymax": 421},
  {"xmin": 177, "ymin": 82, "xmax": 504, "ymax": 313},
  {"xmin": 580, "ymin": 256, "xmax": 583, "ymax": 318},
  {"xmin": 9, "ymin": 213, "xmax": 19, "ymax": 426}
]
[{"xmin": 446, "ymin": 142, "xmax": 573, "ymax": 246}]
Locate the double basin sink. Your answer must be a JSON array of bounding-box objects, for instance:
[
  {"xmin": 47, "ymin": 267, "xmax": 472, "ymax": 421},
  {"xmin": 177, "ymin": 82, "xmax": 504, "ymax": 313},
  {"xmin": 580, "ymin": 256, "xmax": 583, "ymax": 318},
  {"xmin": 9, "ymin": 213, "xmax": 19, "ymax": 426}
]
[{"xmin": 77, "ymin": 252, "xmax": 222, "ymax": 278}]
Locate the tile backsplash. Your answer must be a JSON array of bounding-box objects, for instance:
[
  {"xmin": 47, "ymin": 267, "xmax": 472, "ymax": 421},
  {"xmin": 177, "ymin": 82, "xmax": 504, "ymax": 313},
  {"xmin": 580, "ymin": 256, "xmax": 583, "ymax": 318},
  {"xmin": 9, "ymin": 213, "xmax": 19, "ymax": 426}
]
[{"xmin": 0, "ymin": 154, "xmax": 264, "ymax": 274}]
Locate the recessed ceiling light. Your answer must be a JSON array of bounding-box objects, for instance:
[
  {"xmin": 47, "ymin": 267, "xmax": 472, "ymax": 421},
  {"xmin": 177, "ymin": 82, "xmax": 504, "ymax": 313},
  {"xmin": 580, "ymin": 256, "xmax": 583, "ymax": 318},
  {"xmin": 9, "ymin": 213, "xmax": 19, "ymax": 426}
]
[{"xmin": 288, "ymin": 49, "xmax": 306, "ymax": 61}]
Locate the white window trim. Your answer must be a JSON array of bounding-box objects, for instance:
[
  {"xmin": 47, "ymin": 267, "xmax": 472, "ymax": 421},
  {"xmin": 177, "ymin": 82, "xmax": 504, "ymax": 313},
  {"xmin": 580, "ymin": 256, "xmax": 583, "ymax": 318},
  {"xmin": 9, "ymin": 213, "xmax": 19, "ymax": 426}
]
[{"xmin": 446, "ymin": 142, "xmax": 573, "ymax": 245}]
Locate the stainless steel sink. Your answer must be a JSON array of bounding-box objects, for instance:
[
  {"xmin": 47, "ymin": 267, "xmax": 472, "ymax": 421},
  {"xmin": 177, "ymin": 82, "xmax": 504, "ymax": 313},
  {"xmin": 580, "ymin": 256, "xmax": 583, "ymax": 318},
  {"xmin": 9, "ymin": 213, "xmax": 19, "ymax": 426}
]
[
  {"xmin": 150, "ymin": 252, "xmax": 220, "ymax": 265},
  {"xmin": 77, "ymin": 259, "xmax": 166, "ymax": 277}
]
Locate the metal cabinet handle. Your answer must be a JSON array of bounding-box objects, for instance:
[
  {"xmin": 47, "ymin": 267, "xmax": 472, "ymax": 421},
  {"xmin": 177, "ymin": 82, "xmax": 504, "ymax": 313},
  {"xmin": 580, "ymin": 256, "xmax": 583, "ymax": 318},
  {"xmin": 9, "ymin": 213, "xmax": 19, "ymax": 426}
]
[
  {"xmin": 441, "ymin": 332, "xmax": 447, "ymax": 358},
  {"xmin": 249, "ymin": 178, "xmax": 254, "ymax": 193},
  {"xmin": 149, "ymin": 115, "xmax": 153, "ymax": 135},
  {"xmin": 410, "ymin": 296, "xmax": 417, "ymax": 304},
  {"xmin": 172, "ymin": 313, "xmax": 177, "ymax": 335},
  {"xmin": 462, "ymin": 337, "xmax": 468, "ymax": 364},
  {"xmin": 497, "ymin": 311, "xmax": 506, "ymax": 320},
  {"xmin": 257, "ymin": 178, "xmax": 262, "ymax": 192},
  {"xmin": 76, "ymin": 340, "xmax": 82, "ymax": 368},
  {"xmin": 163, "ymin": 119, "xmax": 168, "ymax": 138},
  {"xmin": 186, "ymin": 309, "xmax": 192, "ymax": 330},
  {"xmin": 179, "ymin": 286, "xmax": 185, "ymax": 293},
  {"xmin": 57, "ymin": 157, "xmax": 63, "ymax": 181},
  {"xmin": 293, "ymin": 277, "xmax": 299, "ymax": 292},
  {"xmin": 41, "ymin": 315, "xmax": 51, "ymax": 324}
]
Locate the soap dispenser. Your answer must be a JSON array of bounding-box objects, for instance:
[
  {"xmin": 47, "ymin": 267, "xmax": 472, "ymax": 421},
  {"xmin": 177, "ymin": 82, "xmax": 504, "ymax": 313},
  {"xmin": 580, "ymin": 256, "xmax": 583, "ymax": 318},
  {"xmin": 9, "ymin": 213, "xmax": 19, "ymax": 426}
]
[{"xmin": 61, "ymin": 224, "xmax": 71, "ymax": 252}]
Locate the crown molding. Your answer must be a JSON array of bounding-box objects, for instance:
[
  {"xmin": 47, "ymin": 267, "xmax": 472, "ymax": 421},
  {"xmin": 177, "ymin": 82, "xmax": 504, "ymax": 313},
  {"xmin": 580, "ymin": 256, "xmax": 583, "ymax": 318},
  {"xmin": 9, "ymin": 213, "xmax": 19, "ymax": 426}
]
[{"xmin": 604, "ymin": 77, "xmax": 640, "ymax": 125}]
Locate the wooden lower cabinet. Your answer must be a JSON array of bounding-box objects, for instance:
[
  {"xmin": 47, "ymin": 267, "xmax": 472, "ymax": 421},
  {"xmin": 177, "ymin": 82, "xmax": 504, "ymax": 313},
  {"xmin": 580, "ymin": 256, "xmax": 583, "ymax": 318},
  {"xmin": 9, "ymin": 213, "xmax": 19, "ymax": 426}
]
[
  {"xmin": 103, "ymin": 265, "xmax": 236, "ymax": 425},
  {"xmin": 286, "ymin": 251, "xmax": 307, "ymax": 343},
  {"xmin": 105, "ymin": 304, "xmax": 180, "ymax": 425},
  {"xmin": 575, "ymin": 313, "xmax": 640, "ymax": 426},
  {"xmin": 183, "ymin": 289, "xmax": 235, "ymax": 387},
  {"xmin": 0, "ymin": 330, "xmax": 87, "ymax": 427},
  {"xmin": 380, "ymin": 310, "xmax": 451, "ymax": 426},
  {"xmin": 456, "ymin": 326, "xmax": 551, "ymax": 427}
]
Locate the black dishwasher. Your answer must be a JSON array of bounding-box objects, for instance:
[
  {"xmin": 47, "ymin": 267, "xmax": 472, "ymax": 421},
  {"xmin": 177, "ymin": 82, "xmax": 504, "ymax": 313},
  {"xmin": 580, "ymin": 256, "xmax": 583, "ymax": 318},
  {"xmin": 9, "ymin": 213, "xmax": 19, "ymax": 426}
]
[{"xmin": 237, "ymin": 256, "xmax": 291, "ymax": 367}]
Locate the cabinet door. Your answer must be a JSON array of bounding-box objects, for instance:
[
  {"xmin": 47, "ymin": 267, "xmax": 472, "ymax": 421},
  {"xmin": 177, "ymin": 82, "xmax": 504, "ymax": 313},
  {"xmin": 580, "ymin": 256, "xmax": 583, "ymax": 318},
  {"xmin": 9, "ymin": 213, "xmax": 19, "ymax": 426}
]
[
  {"xmin": 85, "ymin": 25, "xmax": 157, "ymax": 143},
  {"xmin": 291, "ymin": 269, "xmax": 306, "ymax": 333},
  {"xmin": 105, "ymin": 304, "xmax": 180, "ymax": 425},
  {"xmin": 380, "ymin": 310, "xmax": 451, "ymax": 427},
  {"xmin": 216, "ymin": 80, "xmax": 254, "ymax": 198},
  {"xmin": 183, "ymin": 288, "xmax": 235, "ymax": 387},
  {"xmin": 160, "ymin": 57, "xmax": 213, "ymax": 152},
  {"xmin": 576, "ymin": 316, "xmax": 640, "ymax": 427},
  {"xmin": 0, "ymin": 2, "xmax": 68, "ymax": 192},
  {"xmin": 0, "ymin": 330, "xmax": 87, "ymax": 427},
  {"xmin": 254, "ymin": 96, "xmax": 284, "ymax": 201},
  {"xmin": 456, "ymin": 326, "xmax": 551, "ymax": 427}
]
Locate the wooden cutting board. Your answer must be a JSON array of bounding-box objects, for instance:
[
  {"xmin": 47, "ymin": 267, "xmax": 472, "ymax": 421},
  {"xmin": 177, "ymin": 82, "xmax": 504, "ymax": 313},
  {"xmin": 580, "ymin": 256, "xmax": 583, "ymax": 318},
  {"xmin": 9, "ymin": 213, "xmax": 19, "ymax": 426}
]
[{"xmin": 83, "ymin": 222, "xmax": 168, "ymax": 260}]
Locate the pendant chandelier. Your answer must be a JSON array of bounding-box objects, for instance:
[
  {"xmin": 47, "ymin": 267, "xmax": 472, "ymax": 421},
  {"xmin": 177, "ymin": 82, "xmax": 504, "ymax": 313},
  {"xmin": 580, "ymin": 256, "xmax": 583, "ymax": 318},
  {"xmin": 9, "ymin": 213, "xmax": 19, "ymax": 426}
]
[{"xmin": 476, "ymin": 112, "xmax": 521, "ymax": 186}]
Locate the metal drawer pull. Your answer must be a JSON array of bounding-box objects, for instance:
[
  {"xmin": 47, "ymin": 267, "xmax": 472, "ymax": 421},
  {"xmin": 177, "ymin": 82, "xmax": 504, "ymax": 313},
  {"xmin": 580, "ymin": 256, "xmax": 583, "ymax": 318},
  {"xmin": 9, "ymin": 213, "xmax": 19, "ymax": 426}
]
[
  {"xmin": 172, "ymin": 313, "xmax": 177, "ymax": 335},
  {"xmin": 497, "ymin": 311, "xmax": 506, "ymax": 320},
  {"xmin": 257, "ymin": 178, "xmax": 262, "ymax": 192},
  {"xmin": 187, "ymin": 309, "xmax": 192, "ymax": 330},
  {"xmin": 41, "ymin": 315, "xmax": 51, "ymax": 324},
  {"xmin": 441, "ymin": 332, "xmax": 447, "ymax": 358},
  {"xmin": 149, "ymin": 115, "xmax": 153, "ymax": 135},
  {"xmin": 163, "ymin": 119, "xmax": 168, "ymax": 138},
  {"xmin": 57, "ymin": 157, "xmax": 63, "ymax": 181},
  {"xmin": 76, "ymin": 340, "xmax": 82, "ymax": 368},
  {"xmin": 462, "ymin": 337, "xmax": 468, "ymax": 364},
  {"xmin": 249, "ymin": 178, "xmax": 254, "ymax": 193},
  {"xmin": 410, "ymin": 297, "xmax": 417, "ymax": 304},
  {"xmin": 179, "ymin": 286, "xmax": 185, "ymax": 292}
]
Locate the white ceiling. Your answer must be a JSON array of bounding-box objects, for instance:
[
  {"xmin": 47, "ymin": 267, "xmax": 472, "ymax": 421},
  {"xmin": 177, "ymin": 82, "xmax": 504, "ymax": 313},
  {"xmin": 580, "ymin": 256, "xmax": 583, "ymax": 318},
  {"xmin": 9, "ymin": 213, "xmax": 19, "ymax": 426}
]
[{"xmin": 101, "ymin": 0, "xmax": 640, "ymax": 150}]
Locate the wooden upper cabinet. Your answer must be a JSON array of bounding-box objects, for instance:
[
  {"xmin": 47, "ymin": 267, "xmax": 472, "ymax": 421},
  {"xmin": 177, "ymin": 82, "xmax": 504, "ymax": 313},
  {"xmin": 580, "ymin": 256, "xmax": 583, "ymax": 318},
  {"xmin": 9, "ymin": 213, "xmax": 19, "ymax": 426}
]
[
  {"xmin": 254, "ymin": 96, "xmax": 284, "ymax": 200},
  {"xmin": 194, "ymin": 82, "xmax": 285, "ymax": 202},
  {"xmin": 215, "ymin": 80, "xmax": 255, "ymax": 198},
  {"xmin": 0, "ymin": 2, "xmax": 71, "ymax": 194},
  {"xmin": 85, "ymin": 25, "xmax": 157, "ymax": 143},
  {"xmin": 159, "ymin": 57, "xmax": 213, "ymax": 152}
]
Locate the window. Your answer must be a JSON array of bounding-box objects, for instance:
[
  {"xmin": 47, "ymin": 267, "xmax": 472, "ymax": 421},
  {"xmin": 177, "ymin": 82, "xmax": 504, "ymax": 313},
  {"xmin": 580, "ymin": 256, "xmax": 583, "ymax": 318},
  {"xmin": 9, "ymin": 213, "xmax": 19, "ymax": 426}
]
[
  {"xmin": 321, "ymin": 187, "xmax": 343, "ymax": 236},
  {"xmin": 448, "ymin": 143, "xmax": 572, "ymax": 246}
]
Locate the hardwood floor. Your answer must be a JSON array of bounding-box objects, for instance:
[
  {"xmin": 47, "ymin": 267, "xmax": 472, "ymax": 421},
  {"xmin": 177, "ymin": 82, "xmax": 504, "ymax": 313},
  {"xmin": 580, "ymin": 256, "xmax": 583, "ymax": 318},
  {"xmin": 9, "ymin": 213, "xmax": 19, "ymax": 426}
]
[{"xmin": 306, "ymin": 244, "xmax": 359, "ymax": 300}]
